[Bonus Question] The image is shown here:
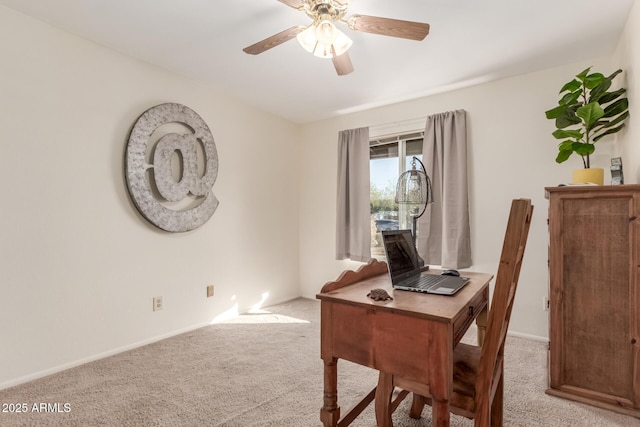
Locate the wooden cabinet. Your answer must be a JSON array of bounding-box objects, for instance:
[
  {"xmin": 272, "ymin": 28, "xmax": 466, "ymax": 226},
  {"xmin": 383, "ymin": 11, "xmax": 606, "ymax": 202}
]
[{"xmin": 545, "ymin": 185, "xmax": 640, "ymax": 418}]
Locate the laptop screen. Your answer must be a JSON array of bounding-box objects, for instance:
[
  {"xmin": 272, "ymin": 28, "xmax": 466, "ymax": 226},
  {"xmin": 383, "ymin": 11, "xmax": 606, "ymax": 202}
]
[{"xmin": 381, "ymin": 230, "xmax": 421, "ymax": 282}]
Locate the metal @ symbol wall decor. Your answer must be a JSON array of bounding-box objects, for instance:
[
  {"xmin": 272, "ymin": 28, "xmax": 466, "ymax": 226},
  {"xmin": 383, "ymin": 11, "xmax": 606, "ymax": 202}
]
[{"xmin": 125, "ymin": 103, "xmax": 219, "ymax": 232}]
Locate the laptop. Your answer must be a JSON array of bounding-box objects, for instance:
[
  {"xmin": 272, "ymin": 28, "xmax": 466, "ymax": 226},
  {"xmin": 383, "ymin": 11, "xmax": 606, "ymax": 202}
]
[{"xmin": 381, "ymin": 229, "xmax": 470, "ymax": 295}]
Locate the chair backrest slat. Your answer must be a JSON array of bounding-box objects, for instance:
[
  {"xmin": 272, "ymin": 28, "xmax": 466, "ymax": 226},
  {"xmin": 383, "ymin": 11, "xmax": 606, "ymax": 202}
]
[{"xmin": 476, "ymin": 199, "xmax": 533, "ymax": 393}]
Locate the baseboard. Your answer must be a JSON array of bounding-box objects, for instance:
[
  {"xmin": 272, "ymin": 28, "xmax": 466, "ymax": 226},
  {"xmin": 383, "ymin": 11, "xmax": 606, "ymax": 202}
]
[
  {"xmin": 507, "ymin": 330, "xmax": 548, "ymax": 343},
  {"xmin": 1, "ymin": 295, "xmax": 303, "ymax": 391},
  {"xmin": 465, "ymin": 324, "xmax": 548, "ymax": 343},
  {"xmin": 0, "ymin": 320, "xmax": 212, "ymax": 391}
]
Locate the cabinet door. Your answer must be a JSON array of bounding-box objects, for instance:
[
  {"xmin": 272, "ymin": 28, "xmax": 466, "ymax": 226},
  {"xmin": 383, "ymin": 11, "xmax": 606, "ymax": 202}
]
[{"xmin": 548, "ymin": 191, "xmax": 639, "ymax": 408}]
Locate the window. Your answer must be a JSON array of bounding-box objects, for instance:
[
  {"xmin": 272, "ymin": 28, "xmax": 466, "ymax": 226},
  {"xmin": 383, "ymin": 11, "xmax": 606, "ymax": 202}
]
[{"xmin": 369, "ymin": 132, "xmax": 423, "ymax": 257}]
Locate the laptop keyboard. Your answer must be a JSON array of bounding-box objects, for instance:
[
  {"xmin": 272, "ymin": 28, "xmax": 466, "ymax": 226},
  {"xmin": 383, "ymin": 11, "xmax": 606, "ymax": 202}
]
[{"xmin": 403, "ymin": 274, "xmax": 450, "ymax": 290}]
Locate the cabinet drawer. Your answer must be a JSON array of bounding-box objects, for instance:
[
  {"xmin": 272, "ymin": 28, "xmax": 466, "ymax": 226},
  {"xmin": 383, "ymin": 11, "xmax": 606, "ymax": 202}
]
[{"xmin": 453, "ymin": 289, "xmax": 487, "ymax": 345}]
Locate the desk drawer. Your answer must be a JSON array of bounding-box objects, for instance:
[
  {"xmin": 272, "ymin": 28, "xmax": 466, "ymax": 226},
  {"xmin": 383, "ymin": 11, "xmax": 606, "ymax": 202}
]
[{"xmin": 453, "ymin": 290, "xmax": 487, "ymax": 344}]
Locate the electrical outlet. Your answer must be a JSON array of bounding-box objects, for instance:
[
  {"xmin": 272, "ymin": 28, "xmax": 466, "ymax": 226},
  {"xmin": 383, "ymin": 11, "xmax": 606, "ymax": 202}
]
[
  {"xmin": 153, "ymin": 296, "xmax": 163, "ymax": 311},
  {"xmin": 207, "ymin": 285, "xmax": 214, "ymax": 298},
  {"xmin": 543, "ymin": 296, "xmax": 550, "ymax": 311}
]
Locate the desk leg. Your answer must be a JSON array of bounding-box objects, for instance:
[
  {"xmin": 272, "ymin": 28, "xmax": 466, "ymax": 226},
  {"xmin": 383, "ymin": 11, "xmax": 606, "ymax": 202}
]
[
  {"xmin": 476, "ymin": 306, "xmax": 488, "ymax": 346},
  {"xmin": 432, "ymin": 399, "xmax": 451, "ymax": 427},
  {"xmin": 320, "ymin": 358, "xmax": 340, "ymax": 427},
  {"xmin": 375, "ymin": 372, "xmax": 394, "ymax": 427},
  {"xmin": 428, "ymin": 323, "xmax": 452, "ymax": 427}
]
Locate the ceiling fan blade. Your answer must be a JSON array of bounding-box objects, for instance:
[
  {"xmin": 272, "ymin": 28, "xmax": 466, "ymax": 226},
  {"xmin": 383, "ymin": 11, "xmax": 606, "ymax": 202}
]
[
  {"xmin": 243, "ymin": 26, "xmax": 305, "ymax": 55},
  {"xmin": 277, "ymin": 0, "xmax": 306, "ymax": 9},
  {"xmin": 331, "ymin": 48, "xmax": 354, "ymax": 76},
  {"xmin": 348, "ymin": 15, "xmax": 430, "ymax": 41}
]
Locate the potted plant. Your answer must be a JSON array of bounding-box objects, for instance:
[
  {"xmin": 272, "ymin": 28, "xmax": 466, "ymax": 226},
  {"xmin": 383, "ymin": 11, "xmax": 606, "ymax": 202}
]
[{"xmin": 545, "ymin": 67, "xmax": 629, "ymax": 185}]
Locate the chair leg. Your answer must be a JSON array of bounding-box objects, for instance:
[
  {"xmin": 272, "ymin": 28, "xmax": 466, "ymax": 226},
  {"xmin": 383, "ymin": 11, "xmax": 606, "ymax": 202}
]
[
  {"xmin": 474, "ymin": 399, "xmax": 490, "ymax": 427},
  {"xmin": 375, "ymin": 372, "xmax": 394, "ymax": 427},
  {"xmin": 490, "ymin": 373, "xmax": 504, "ymax": 427},
  {"xmin": 409, "ymin": 394, "xmax": 425, "ymax": 419},
  {"xmin": 474, "ymin": 372, "xmax": 504, "ymax": 427}
]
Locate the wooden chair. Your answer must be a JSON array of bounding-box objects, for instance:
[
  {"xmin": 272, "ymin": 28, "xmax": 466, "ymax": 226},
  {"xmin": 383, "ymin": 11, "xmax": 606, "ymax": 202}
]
[{"xmin": 378, "ymin": 198, "xmax": 534, "ymax": 426}]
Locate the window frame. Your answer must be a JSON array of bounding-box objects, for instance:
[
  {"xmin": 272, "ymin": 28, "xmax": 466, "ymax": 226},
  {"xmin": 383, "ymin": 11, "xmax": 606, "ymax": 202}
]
[{"xmin": 369, "ymin": 125, "xmax": 425, "ymax": 259}]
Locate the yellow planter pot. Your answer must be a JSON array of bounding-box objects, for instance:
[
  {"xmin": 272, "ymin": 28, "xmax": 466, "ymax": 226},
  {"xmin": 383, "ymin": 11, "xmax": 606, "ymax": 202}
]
[{"xmin": 572, "ymin": 168, "xmax": 604, "ymax": 185}]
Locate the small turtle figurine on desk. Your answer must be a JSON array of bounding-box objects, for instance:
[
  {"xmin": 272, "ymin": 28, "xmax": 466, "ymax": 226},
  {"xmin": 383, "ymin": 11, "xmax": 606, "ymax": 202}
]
[{"xmin": 367, "ymin": 288, "xmax": 393, "ymax": 301}]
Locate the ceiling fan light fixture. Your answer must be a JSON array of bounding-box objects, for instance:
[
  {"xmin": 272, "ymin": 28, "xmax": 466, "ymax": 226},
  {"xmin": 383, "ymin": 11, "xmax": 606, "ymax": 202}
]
[
  {"xmin": 315, "ymin": 19, "xmax": 337, "ymax": 44},
  {"xmin": 328, "ymin": 27, "xmax": 352, "ymax": 56},
  {"xmin": 296, "ymin": 25, "xmax": 318, "ymax": 53},
  {"xmin": 296, "ymin": 22, "xmax": 352, "ymax": 59}
]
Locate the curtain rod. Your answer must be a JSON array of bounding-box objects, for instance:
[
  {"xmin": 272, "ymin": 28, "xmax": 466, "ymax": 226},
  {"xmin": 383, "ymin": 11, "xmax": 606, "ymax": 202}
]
[
  {"xmin": 369, "ymin": 116, "xmax": 426, "ymax": 139},
  {"xmin": 370, "ymin": 132, "xmax": 424, "ymax": 148}
]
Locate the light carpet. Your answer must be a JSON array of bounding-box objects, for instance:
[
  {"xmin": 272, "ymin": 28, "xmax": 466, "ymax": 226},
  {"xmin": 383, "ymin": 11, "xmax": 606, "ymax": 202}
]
[{"xmin": 0, "ymin": 298, "xmax": 639, "ymax": 426}]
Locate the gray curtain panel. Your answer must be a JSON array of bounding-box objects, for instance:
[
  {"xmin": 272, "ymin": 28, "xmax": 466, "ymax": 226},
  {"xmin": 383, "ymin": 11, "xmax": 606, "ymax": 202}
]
[
  {"xmin": 417, "ymin": 110, "xmax": 472, "ymax": 269},
  {"xmin": 335, "ymin": 127, "xmax": 371, "ymax": 262}
]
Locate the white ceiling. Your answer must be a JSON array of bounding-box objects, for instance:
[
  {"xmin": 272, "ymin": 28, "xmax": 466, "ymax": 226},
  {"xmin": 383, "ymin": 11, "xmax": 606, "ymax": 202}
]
[{"xmin": 0, "ymin": 0, "xmax": 634, "ymax": 123}]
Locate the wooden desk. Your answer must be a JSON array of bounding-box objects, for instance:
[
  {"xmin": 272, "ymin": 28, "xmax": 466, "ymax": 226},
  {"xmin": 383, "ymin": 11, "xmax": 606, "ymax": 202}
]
[{"xmin": 316, "ymin": 263, "xmax": 493, "ymax": 426}]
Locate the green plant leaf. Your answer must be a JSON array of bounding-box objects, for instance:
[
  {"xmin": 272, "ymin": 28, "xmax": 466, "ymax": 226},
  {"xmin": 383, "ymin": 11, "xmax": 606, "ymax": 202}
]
[
  {"xmin": 555, "ymin": 149, "xmax": 573, "ymax": 163},
  {"xmin": 606, "ymin": 69, "xmax": 623, "ymax": 80},
  {"xmin": 584, "ymin": 72, "xmax": 605, "ymax": 89},
  {"xmin": 545, "ymin": 104, "xmax": 568, "ymax": 119},
  {"xmin": 604, "ymin": 111, "xmax": 629, "ymax": 128},
  {"xmin": 555, "ymin": 106, "xmax": 580, "ymax": 128},
  {"xmin": 603, "ymin": 98, "xmax": 629, "ymax": 117},
  {"xmin": 591, "ymin": 70, "xmax": 624, "ymax": 104},
  {"xmin": 576, "ymin": 67, "xmax": 592, "ymax": 81},
  {"xmin": 577, "ymin": 102, "xmax": 605, "ymax": 127},
  {"xmin": 598, "ymin": 88, "xmax": 626, "ymax": 104},
  {"xmin": 588, "ymin": 78, "xmax": 612, "ymax": 102},
  {"xmin": 552, "ymin": 129, "xmax": 582, "ymax": 140},
  {"xmin": 558, "ymin": 140, "xmax": 574, "ymax": 151},
  {"xmin": 560, "ymin": 90, "xmax": 581, "ymax": 106},
  {"xmin": 573, "ymin": 142, "xmax": 595, "ymax": 156},
  {"xmin": 592, "ymin": 111, "xmax": 630, "ymax": 132},
  {"xmin": 593, "ymin": 124, "xmax": 626, "ymax": 142},
  {"xmin": 560, "ymin": 79, "xmax": 581, "ymax": 94}
]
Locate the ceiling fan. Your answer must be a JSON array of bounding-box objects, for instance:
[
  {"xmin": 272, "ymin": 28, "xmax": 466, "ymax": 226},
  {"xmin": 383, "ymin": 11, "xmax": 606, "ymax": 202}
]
[{"xmin": 243, "ymin": 0, "xmax": 430, "ymax": 76}]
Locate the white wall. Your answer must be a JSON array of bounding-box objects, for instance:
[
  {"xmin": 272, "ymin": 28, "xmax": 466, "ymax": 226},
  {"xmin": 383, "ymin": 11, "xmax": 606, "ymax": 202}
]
[
  {"xmin": 298, "ymin": 57, "xmax": 628, "ymax": 340},
  {"xmin": 614, "ymin": 0, "xmax": 639, "ymax": 179},
  {"xmin": 0, "ymin": 6, "xmax": 300, "ymax": 388}
]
